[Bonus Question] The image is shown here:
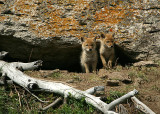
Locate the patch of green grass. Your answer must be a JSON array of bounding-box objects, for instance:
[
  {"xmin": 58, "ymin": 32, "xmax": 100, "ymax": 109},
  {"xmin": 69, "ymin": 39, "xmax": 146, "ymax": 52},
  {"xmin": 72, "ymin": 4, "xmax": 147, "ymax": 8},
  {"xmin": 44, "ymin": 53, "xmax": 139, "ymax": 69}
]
[
  {"xmin": 51, "ymin": 72, "xmax": 61, "ymax": 78},
  {"xmin": 0, "ymin": 87, "xmax": 52, "ymax": 114},
  {"xmin": 152, "ymin": 85, "xmax": 160, "ymax": 92},
  {"xmin": 0, "ymin": 86, "xmax": 96, "ymax": 114},
  {"xmin": 154, "ymin": 60, "xmax": 160, "ymax": 66},
  {"xmin": 136, "ymin": 71, "xmax": 145, "ymax": 78},
  {"xmin": 128, "ymin": 71, "xmax": 136, "ymax": 78},
  {"xmin": 106, "ymin": 91, "xmax": 125, "ymax": 104},
  {"xmin": 72, "ymin": 75, "xmax": 82, "ymax": 81},
  {"xmin": 128, "ymin": 70, "xmax": 148, "ymax": 81},
  {"xmin": 0, "ymin": 87, "xmax": 20, "ymax": 114},
  {"xmin": 53, "ymin": 95, "xmax": 95, "ymax": 114},
  {"xmin": 114, "ymin": 65, "xmax": 123, "ymax": 71}
]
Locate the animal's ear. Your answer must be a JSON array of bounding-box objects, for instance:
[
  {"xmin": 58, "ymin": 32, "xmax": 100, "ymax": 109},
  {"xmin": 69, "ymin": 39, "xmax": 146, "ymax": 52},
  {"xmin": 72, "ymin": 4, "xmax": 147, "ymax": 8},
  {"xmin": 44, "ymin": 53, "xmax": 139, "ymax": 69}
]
[
  {"xmin": 100, "ymin": 33, "xmax": 105, "ymax": 39},
  {"xmin": 81, "ymin": 37, "xmax": 85, "ymax": 42}
]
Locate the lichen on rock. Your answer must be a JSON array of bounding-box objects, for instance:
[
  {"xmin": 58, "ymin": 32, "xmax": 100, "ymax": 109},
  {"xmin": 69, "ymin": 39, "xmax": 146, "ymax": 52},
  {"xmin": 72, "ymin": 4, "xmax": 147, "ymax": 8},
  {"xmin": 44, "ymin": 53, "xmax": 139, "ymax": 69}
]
[{"xmin": 0, "ymin": 0, "xmax": 160, "ymax": 71}]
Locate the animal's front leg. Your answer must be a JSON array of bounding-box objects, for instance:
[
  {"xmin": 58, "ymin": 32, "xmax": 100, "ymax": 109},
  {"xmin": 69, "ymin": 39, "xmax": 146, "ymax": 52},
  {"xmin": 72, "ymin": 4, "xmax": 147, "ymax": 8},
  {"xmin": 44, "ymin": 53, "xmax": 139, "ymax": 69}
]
[
  {"xmin": 108, "ymin": 54, "xmax": 115, "ymax": 68},
  {"xmin": 84, "ymin": 63, "xmax": 90, "ymax": 73},
  {"xmin": 100, "ymin": 55, "xmax": 107, "ymax": 68},
  {"xmin": 92, "ymin": 61, "xmax": 97, "ymax": 73},
  {"xmin": 108, "ymin": 60, "xmax": 112, "ymax": 69}
]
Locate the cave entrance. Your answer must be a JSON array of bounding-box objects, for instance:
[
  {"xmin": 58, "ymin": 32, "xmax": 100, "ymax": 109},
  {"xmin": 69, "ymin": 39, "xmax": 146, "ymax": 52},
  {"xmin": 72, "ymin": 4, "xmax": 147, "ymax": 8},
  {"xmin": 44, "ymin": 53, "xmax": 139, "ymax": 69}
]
[{"xmin": 0, "ymin": 35, "xmax": 137, "ymax": 73}]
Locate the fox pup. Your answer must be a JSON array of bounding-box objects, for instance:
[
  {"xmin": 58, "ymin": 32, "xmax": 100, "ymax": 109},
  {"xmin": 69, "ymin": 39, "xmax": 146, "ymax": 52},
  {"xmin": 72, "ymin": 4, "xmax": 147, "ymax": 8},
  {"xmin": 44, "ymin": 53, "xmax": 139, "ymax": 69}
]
[
  {"xmin": 80, "ymin": 37, "xmax": 97, "ymax": 73},
  {"xmin": 99, "ymin": 33, "xmax": 115, "ymax": 68}
]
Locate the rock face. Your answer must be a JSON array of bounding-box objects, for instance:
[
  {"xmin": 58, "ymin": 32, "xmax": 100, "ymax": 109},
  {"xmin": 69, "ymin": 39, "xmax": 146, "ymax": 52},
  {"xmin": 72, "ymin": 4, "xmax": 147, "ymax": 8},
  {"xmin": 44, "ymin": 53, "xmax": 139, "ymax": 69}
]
[{"xmin": 0, "ymin": 0, "xmax": 160, "ymax": 71}]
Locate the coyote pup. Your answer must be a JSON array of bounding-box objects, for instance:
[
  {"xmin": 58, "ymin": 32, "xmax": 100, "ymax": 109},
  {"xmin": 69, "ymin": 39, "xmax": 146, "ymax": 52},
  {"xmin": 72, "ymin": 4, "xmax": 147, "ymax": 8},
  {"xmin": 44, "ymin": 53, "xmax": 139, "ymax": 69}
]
[
  {"xmin": 99, "ymin": 33, "xmax": 115, "ymax": 68},
  {"xmin": 80, "ymin": 37, "xmax": 97, "ymax": 73}
]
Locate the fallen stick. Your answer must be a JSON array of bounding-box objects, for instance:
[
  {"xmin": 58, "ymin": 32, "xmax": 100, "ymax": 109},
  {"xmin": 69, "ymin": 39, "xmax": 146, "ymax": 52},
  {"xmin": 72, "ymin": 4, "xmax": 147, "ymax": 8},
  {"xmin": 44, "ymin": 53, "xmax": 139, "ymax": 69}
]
[
  {"xmin": 107, "ymin": 89, "xmax": 138, "ymax": 110},
  {"xmin": 41, "ymin": 97, "xmax": 63, "ymax": 111},
  {"xmin": 131, "ymin": 96, "xmax": 155, "ymax": 114},
  {"xmin": 14, "ymin": 85, "xmax": 22, "ymax": 107},
  {"xmin": 23, "ymin": 86, "xmax": 50, "ymax": 103}
]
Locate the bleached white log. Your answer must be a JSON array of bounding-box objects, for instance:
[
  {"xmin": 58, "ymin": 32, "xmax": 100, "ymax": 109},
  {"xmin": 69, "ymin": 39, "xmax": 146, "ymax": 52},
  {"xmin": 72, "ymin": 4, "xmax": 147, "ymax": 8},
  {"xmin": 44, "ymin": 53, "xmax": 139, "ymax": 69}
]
[
  {"xmin": 131, "ymin": 96, "xmax": 155, "ymax": 114},
  {"xmin": 10, "ymin": 60, "xmax": 43, "ymax": 71},
  {"xmin": 41, "ymin": 86, "xmax": 104, "ymax": 111},
  {"xmin": 0, "ymin": 60, "xmax": 138, "ymax": 114},
  {"xmin": 107, "ymin": 89, "xmax": 138, "ymax": 110},
  {"xmin": 85, "ymin": 86, "xmax": 105, "ymax": 94},
  {"xmin": 0, "ymin": 51, "xmax": 8, "ymax": 59}
]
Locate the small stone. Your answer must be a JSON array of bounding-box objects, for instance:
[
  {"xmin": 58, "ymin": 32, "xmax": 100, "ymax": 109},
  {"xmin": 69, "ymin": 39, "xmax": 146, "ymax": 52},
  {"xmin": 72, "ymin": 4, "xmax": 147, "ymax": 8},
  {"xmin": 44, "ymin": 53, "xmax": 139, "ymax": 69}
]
[
  {"xmin": 66, "ymin": 79, "xmax": 74, "ymax": 83},
  {"xmin": 133, "ymin": 61, "xmax": 159, "ymax": 67},
  {"xmin": 52, "ymin": 69, "xmax": 60, "ymax": 73},
  {"xmin": 98, "ymin": 69, "xmax": 108, "ymax": 78},
  {"xmin": 106, "ymin": 80, "xmax": 120, "ymax": 86},
  {"xmin": 60, "ymin": 70, "xmax": 68, "ymax": 73}
]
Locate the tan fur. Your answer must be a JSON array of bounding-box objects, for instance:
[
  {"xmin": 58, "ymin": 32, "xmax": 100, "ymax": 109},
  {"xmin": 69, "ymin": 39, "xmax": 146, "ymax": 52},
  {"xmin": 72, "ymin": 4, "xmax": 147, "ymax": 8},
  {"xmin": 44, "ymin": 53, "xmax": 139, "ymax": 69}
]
[
  {"xmin": 99, "ymin": 33, "xmax": 115, "ymax": 68},
  {"xmin": 80, "ymin": 37, "xmax": 97, "ymax": 73}
]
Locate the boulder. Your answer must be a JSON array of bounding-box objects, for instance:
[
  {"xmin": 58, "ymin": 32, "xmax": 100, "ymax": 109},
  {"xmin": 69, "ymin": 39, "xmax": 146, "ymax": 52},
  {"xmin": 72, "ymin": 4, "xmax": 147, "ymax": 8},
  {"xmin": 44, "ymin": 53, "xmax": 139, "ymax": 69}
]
[{"xmin": 0, "ymin": 0, "xmax": 160, "ymax": 71}]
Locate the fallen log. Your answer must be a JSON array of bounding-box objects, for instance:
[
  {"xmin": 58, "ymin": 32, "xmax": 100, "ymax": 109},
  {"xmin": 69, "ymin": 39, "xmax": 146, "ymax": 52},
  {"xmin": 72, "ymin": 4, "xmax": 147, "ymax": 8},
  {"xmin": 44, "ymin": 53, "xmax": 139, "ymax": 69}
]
[
  {"xmin": 0, "ymin": 51, "xmax": 139, "ymax": 114},
  {"xmin": 131, "ymin": 96, "xmax": 155, "ymax": 114}
]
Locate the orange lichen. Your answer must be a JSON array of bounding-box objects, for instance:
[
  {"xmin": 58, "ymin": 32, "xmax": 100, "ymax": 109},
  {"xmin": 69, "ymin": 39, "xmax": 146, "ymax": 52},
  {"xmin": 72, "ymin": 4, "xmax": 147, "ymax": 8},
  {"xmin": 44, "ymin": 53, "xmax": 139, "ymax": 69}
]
[
  {"xmin": 0, "ymin": 16, "xmax": 6, "ymax": 21},
  {"xmin": 94, "ymin": 5, "xmax": 126, "ymax": 25},
  {"xmin": 0, "ymin": 0, "xmax": 144, "ymax": 40}
]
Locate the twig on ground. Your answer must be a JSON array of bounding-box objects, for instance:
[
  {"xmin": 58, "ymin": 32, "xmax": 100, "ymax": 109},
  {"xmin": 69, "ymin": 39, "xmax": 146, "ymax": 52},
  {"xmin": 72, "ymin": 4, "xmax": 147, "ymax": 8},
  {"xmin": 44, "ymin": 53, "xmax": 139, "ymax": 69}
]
[
  {"xmin": 119, "ymin": 104, "xmax": 128, "ymax": 114},
  {"xmin": 14, "ymin": 85, "xmax": 22, "ymax": 107},
  {"xmin": 41, "ymin": 97, "xmax": 63, "ymax": 111},
  {"xmin": 22, "ymin": 90, "xmax": 30, "ymax": 110},
  {"xmin": 23, "ymin": 86, "xmax": 50, "ymax": 103}
]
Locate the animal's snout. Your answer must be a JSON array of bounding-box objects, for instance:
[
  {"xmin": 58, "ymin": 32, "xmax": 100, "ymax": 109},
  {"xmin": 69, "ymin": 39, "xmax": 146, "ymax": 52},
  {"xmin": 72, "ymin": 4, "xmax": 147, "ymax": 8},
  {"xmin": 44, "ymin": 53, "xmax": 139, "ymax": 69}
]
[
  {"xmin": 89, "ymin": 49, "xmax": 92, "ymax": 51},
  {"xmin": 110, "ymin": 45, "xmax": 113, "ymax": 48}
]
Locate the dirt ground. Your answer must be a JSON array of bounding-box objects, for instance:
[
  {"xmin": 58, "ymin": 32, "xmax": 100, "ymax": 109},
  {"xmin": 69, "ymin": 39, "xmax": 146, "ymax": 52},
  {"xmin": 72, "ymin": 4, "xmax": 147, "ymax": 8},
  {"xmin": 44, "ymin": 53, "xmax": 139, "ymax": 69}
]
[{"xmin": 25, "ymin": 64, "xmax": 160, "ymax": 113}]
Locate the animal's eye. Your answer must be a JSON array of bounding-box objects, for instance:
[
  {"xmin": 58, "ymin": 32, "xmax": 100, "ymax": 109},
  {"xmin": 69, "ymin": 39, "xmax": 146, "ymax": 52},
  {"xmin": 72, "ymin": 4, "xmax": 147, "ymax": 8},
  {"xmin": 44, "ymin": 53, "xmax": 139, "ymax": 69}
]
[
  {"xmin": 86, "ymin": 44, "xmax": 88, "ymax": 46},
  {"xmin": 91, "ymin": 44, "xmax": 93, "ymax": 46},
  {"xmin": 106, "ymin": 41, "xmax": 109, "ymax": 43}
]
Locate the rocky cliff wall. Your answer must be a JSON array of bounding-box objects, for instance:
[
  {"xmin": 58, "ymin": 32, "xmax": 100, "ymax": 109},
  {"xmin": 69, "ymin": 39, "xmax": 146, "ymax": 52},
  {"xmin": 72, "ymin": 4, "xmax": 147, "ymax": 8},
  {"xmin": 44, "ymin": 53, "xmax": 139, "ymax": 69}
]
[{"xmin": 0, "ymin": 0, "xmax": 160, "ymax": 71}]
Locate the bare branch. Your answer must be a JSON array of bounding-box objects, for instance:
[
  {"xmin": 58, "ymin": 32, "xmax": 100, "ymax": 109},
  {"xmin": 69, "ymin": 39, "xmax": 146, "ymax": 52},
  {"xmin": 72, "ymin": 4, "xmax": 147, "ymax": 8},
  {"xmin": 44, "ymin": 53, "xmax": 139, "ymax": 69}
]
[
  {"xmin": 131, "ymin": 96, "xmax": 155, "ymax": 114},
  {"xmin": 0, "ymin": 51, "xmax": 8, "ymax": 60},
  {"xmin": 10, "ymin": 60, "xmax": 43, "ymax": 71},
  {"xmin": 23, "ymin": 86, "xmax": 50, "ymax": 103},
  {"xmin": 107, "ymin": 89, "xmax": 138, "ymax": 110},
  {"xmin": 85, "ymin": 86, "xmax": 105, "ymax": 95},
  {"xmin": 41, "ymin": 97, "xmax": 63, "ymax": 111},
  {"xmin": 14, "ymin": 85, "xmax": 22, "ymax": 107}
]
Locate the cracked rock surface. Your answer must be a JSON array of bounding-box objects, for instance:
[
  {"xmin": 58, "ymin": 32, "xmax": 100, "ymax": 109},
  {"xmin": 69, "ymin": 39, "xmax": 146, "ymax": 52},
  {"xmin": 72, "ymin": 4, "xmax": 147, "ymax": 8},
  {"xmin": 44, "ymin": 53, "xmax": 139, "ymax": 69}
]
[{"xmin": 0, "ymin": 0, "xmax": 160, "ymax": 71}]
